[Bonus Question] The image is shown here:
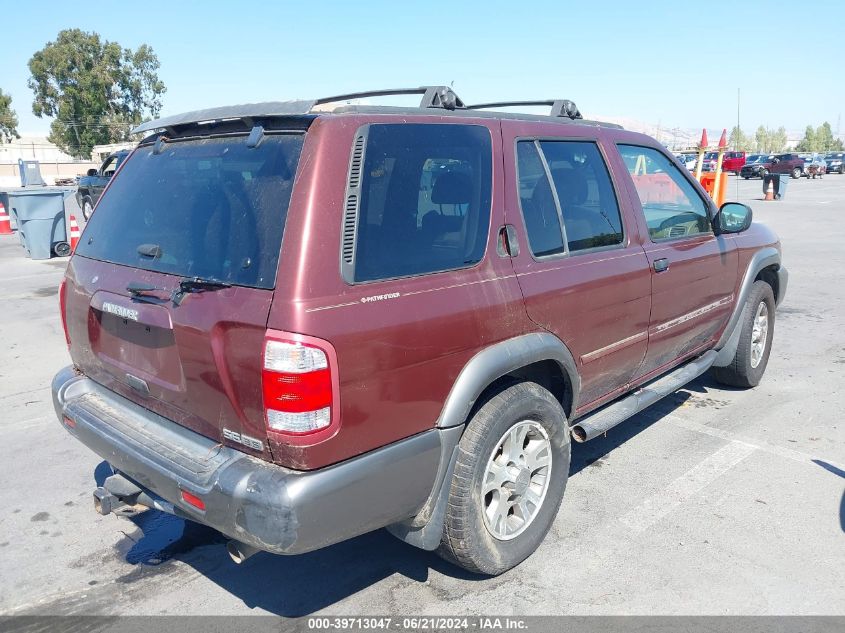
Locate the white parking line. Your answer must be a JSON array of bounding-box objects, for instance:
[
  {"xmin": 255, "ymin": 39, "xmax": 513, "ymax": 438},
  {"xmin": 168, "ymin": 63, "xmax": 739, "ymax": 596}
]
[
  {"xmin": 619, "ymin": 441, "xmax": 757, "ymax": 533},
  {"xmin": 667, "ymin": 414, "xmax": 845, "ymax": 471}
]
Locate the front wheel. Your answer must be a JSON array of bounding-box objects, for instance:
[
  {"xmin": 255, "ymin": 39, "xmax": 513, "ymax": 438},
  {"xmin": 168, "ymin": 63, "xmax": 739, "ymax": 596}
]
[
  {"xmin": 712, "ymin": 281, "xmax": 775, "ymax": 388},
  {"xmin": 437, "ymin": 382, "xmax": 570, "ymax": 575},
  {"xmin": 791, "ymin": 167, "xmax": 802, "ymax": 179}
]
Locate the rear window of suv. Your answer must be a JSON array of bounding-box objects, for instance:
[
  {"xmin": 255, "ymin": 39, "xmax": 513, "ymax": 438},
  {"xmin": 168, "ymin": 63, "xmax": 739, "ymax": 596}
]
[
  {"xmin": 75, "ymin": 133, "xmax": 304, "ymax": 289},
  {"xmin": 352, "ymin": 124, "xmax": 492, "ymax": 283}
]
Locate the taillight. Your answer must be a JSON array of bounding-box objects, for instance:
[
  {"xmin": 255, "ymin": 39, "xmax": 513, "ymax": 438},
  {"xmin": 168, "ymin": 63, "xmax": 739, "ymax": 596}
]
[
  {"xmin": 59, "ymin": 278, "xmax": 70, "ymax": 348},
  {"xmin": 262, "ymin": 332, "xmax": 337, "ymax": 437}
]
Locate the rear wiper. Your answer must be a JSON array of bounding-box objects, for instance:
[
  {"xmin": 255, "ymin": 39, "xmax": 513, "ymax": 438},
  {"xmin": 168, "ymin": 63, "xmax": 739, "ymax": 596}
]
[{"xmin": 171, "ymin": 277, "xmax": 232, "ymax": 306}]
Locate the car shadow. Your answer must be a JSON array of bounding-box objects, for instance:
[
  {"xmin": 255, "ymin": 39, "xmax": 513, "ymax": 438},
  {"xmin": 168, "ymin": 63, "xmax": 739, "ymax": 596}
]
[
  {"xmin": 811, "ymin": 459, "xmax": 845, "ymax": 534},
  {"xmin": 103, "ymin": 375, "xmax": 718, "ymax": 616}
]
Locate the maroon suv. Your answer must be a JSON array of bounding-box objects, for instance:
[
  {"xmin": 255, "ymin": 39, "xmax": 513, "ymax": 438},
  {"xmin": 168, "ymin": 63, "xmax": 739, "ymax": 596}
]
[
  {"xmin": 769, "ymin": 153, "xmax": 806, "ymax": 179},
  {"xmin": 53, "ymin": 87, "xmax": 787, "ymax": 575}
]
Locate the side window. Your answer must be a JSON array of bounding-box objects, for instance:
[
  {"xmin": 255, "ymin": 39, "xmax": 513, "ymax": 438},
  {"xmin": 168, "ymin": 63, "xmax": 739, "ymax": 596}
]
[
  {"xmin": 618, "ymin": 145, "xmax": 710, "ymax": 240},
  {"xmin": 353, "ymin": 124, "xmax": 492, "ymax": 282},
  {"xmin": 516, "ymin": 142, "xmax": 565, "ymax": 257},
  {"xmin": 540, "ymin": 141, "xmax": 623, "ymax": 251}
]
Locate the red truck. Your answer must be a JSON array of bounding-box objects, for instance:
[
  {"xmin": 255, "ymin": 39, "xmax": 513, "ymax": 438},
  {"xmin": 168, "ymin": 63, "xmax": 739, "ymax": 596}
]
[
  {"xmin": 53, "ymin": 87, "xmax": 786, "ymax": 576},
  {"xmin": 702, "ymin": 151, "xmax": 746, "ymax": 174}
]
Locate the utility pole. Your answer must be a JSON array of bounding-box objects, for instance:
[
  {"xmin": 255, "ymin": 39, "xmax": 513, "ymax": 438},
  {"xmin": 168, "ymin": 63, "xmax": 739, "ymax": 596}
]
[{"xmin": 736, "ymin": 88, "xmax": 740, "ymax": 198}]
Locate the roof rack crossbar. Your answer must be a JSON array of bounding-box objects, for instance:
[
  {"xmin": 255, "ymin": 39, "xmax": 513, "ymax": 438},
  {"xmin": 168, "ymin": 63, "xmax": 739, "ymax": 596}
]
[
  {"xmin": 314, "ymin": 86, "xmax": 465, "ymax": 111},
  {"xmin": 467, "ymin": 99, "xmax": 583, "ymax": 120}
]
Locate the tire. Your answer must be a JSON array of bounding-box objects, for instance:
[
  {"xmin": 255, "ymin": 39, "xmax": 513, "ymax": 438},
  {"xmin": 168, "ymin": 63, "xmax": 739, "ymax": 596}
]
[
  {"xmin": 437, "ymin": 382, "xmax": 570, "ymax": 575},
  {"xmin": 839, "ymin": 166, "xmax": 844, "ymax": 175},
  {"xmin": 53, "ymin": 241, "xmax": 71, "ymax": 257},
  {"xmin": 743, "ymin": 175, "xmax": 750, "ymax": 180},
  {"xmin": 712, "ymin": 281, "xmax": 776, "ymax": 388},
  {"xmin": 791, "ymin": 167, "xmax": 802, "ymax": 179},
  {"xmin": 81, "ymin": 198, "xmax": 94, "ymax": 221},
  {"xmin": 761, "ymin": 169, "xmax": 769, "ymax": 178}
]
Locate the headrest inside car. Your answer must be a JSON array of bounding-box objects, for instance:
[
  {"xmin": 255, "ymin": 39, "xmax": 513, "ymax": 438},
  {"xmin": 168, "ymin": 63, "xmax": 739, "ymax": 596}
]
[
  {"xmin": 550, "ymin": 168, "xmax": 588, "ymax": 207},
  {"xmin": 432, "ymin": 172, "xmax": 473, "ymax": 204}
]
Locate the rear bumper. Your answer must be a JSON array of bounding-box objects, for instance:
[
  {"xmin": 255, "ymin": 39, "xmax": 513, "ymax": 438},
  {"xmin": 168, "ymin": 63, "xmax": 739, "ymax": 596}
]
[{"xmin": 52, "ymin": 366, "xmax": 444, "ymax": 555}]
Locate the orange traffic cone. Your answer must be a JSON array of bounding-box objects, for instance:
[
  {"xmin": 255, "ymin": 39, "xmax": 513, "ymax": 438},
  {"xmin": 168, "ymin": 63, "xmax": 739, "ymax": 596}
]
[
  {"xmin": 0, "ymin": 202, "xmax": 12, "ymax": 235},
  {"xmin": 69, "ymin": 214, "xmax": 81, "ymax": 251},
  {"xmin": 764, "ymin": 179, "xmax": 774, "ymax": 201}
]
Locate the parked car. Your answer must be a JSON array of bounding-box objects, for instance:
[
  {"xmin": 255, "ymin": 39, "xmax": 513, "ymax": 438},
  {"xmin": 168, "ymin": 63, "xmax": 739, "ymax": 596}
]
[
  {"xmin": 803, "ymin": 154, "xmax": 827, "ymax": 179},
  {"xmin": 825, "ymin": 152, "xmax": 844, "ymax": 174},
  {"xmin": 677, "ymin": 153, "xmax": 698, "ymax": 171},
  {"xmin": 75, "ymin": 150, "xmax": 131, "ymax": 220},
  {"xmin": 701, "ymin": 151, "xmax": 719, "ymax": 171},
  {"xmin": 52, "ymin": 87, "xmax": 787, "ymax": 576},
  {"xmin": 740, "ymin": 154, "xmax": 774, "ymax": 179},
  {"xmin": 701, "ymin": 151, "xmax": 746, "ymax": 174},
  {"xmin": 769, "ymin": 153, "xmax": 806, "ymax": 179}
]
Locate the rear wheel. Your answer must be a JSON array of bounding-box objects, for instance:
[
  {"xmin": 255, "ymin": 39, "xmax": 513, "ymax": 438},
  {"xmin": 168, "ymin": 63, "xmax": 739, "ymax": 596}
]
[
  {"xmin": 791, "ymin": 167, "xmax": 802, "ymax": 179},
  {"xmin": 712, "ymin": 281, "xmax": 775, "ymax": 388},
  {"xmin": 53, "ymin": 241, "xmax": 71, "ymax": 257},
  {"xmin": 437, "ymin": 382, "xmax": 570, "ymax": 575},
  {"xmin": 82, "ymin": 198, "xmax": 94, "ymax": 221}
]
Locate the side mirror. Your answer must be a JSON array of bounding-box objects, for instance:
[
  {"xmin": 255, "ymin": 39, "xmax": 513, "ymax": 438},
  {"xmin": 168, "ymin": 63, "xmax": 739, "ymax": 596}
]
[
  {"xmin": 716, "ymin": 202, "xmax": 752, "ymax": 234},
  {"xmin": 86, "ymin": 168, "xmax": 97, "ymax": 177}
]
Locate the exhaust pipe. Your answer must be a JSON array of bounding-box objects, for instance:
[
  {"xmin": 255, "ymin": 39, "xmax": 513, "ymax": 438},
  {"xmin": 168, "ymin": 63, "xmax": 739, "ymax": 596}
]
[{"xmin": 227, "ymin": 540, "xmax": 260, "ymax": 564}]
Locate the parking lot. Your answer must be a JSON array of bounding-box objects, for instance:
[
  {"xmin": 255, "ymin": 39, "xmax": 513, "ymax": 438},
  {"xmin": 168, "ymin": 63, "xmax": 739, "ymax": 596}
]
[{"xmin": 0, "ymin": 175, "xmax": 843, "ymax": 617}]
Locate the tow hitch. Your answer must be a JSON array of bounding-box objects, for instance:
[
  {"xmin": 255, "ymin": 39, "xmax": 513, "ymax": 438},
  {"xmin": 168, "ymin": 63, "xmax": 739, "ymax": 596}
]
[
  {"xmin": 92, "ymin": 473, "xmax": 171, "ymax": 517},
  {"xmin": 93, "ymin": 487, "xmax": 128, "ymax": 515}
]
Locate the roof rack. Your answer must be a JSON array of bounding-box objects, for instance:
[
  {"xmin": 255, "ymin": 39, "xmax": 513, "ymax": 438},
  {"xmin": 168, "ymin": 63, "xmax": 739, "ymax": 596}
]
[
  {"xmin": 132, "ymin": 89, "xmax": 597, "ymax": 136},
  {"xmin": 466, "ymin": 99, "xmax": 582, "ymax": 120},
  {"xmin": 314, "ymin": 86, "xmax": 464, "ymax": 111}
]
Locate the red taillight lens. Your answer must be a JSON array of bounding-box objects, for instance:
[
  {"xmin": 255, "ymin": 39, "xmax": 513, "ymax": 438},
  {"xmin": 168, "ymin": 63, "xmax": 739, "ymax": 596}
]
[
  {"xmin": 262, "ymin": 334, "xmax": 336, "ymax": 436},
  {"xmin": 180, "ymin": 490, "xmax": 205, "ymax": 511},
  {"xmin": 59, "ymin": 279, "xmax": 70, "ymax": 348}
]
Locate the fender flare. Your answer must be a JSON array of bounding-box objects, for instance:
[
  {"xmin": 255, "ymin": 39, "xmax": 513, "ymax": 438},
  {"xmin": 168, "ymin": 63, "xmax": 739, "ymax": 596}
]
[
  {"xmin": 436, "ymin": 331, "xmax": 580, "ymax": 429},
  {"xmin": 714, "ymin": 246, "xmax": 783, "ymax": 366},
  {"xmin": 389, "ymin": 332, "xmax": 580, "ymax": 551}
]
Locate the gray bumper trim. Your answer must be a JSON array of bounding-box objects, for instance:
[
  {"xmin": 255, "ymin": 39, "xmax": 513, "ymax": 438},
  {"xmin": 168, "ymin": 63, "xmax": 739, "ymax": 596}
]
[{"xmin": 52, "ymin": 366, "xmax": 443, "ymax": 555}]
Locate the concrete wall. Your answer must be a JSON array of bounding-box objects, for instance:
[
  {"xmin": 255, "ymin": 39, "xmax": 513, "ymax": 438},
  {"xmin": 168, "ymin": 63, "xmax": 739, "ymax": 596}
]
[{"xmin": 0, "ymin": 161, "xmax": 98, "ymax": 188}]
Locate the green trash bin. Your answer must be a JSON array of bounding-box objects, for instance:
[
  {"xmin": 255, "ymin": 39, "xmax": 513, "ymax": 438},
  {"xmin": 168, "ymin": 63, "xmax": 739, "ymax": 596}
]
[{"xmin": 7, "ymin": 189, "xmax": 73, "ymax": 259}]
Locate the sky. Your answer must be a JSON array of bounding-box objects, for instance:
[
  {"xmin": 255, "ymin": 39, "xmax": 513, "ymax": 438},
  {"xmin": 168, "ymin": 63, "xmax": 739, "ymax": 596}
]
[{"xmin": 2, "ymin": 0, "xmax": 844, "ymax": 141}]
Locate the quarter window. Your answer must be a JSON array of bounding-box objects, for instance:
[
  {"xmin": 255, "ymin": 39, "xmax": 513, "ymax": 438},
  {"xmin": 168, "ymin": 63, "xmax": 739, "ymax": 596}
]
[
  {"xmin": 618, "ymin": 145, "xmax": 711, "ymax": 240},
  {"xmin": 353, "ymin": 124, "xmax": 492, "ymax": 282}
]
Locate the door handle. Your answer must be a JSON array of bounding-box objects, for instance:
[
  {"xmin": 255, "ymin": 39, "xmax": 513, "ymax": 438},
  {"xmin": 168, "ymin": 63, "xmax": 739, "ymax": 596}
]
[{"xmin": 653, "ymin": 258, "xmax": 669, "ymax": 273}]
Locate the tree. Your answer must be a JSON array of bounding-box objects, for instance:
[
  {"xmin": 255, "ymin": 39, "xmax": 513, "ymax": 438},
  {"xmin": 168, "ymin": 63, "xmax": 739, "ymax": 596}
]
[
  {"xmin": 729, "ymin": 126, "xmax": 754, "ymax": 152},
  {"xmin": 754, "ymin": 125, "xmax": 770, "ymax": 153},
  {"xmin": 796, "ymin": 125, "xmax": 818, "ymax": 152},
  {"xmin": 815, "ymin": 122, "xmax": 843, "ymax": 151},
  {"xmin": 0, "ymin": 88, "xmax": 19, "ymax": 143},
  {"xmin": 27, "ymin": 29, "xmax": 165, "ymax": 158},
  {"xmin": 770, "ymin": 127, "xmax": 788, "ymax": 152}
]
